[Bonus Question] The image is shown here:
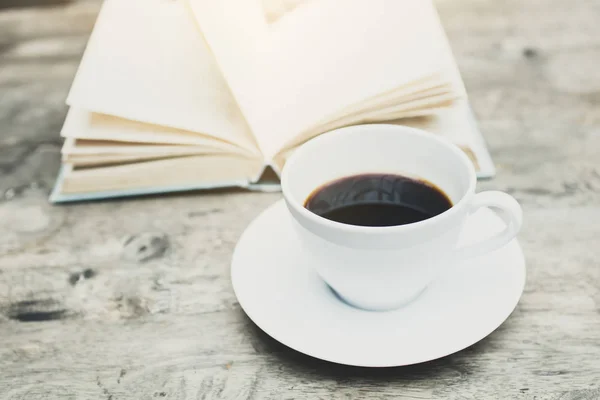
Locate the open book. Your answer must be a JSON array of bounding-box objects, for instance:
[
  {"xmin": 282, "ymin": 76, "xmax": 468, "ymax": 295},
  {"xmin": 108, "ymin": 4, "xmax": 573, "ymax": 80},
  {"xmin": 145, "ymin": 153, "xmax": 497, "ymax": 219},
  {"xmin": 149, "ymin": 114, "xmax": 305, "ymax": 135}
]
[{"xmin": 50, "ymin": 0, "xmax": 495, "ymax": 203}]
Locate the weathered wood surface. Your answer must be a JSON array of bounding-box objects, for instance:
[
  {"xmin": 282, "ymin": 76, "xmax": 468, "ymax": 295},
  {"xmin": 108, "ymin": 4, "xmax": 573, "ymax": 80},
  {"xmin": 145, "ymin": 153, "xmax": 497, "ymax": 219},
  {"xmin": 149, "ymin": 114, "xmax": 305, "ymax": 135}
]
[{"xmin": 1, "ymin": 0, "xmax": 600, "ymax": 398}]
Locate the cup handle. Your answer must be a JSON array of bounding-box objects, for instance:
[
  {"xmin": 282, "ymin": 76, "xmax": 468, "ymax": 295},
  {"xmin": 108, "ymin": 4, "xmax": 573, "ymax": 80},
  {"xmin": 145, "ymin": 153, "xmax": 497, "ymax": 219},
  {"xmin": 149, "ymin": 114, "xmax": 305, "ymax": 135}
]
[{"xmin": 455, "ymin": 191, "xmax": 523, "ymax": 260}]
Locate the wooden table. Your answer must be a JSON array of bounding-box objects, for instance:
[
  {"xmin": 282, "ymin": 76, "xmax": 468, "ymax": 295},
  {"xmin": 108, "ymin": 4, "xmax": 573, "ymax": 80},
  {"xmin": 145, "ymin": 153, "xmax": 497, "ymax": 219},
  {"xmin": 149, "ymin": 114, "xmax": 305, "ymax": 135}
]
[{"xmin": 1, "ymin": 0, "xmax": 599, "ymax": 398}]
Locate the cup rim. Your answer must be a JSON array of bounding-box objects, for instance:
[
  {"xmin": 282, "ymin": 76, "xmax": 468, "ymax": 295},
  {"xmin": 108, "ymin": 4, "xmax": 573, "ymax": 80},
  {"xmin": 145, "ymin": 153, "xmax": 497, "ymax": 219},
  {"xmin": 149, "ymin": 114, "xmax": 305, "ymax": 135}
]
[{"xmin": 280, "ymin": 124, "xmax": 477, "ymax": 235}]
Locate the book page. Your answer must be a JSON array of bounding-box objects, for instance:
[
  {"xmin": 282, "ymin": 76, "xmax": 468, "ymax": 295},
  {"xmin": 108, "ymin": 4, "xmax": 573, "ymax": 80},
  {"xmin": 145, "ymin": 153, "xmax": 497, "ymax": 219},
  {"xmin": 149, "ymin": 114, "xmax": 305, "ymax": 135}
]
[
  {"xmin": 63, "ymin": 139, "xmax": 232, "ymax": 156},
  {"xmin": 60, "ymin": 155, "xmax": 264, "ymax": 194},
  {"xmin": 66, "ymin": 0, "xmax": 258, "ymax": 154},
  {"xmin": 280, "ymin": 93, "xmax": 456, "ymax": 152},
  {"xmin": 260, "ymin": 0, "xmax": 310, "ymax": 23},
  {"xmin": 189, "ymin": 0, "xmax": 455, "ymax": 158},
  {"xmin": 61, "ymin": 108, "xmax": 257, "ymax": 157},
  {"xmin": 61, "ymin": 137, "xmax": 239, "ymax": 167}
]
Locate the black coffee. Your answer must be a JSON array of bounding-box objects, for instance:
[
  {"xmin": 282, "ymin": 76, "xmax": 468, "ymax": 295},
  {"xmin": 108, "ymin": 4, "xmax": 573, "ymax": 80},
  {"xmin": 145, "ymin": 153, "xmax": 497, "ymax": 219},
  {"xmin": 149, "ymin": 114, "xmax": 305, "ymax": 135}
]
[{"xmin": 304, "ymin": 173, "xmax": 452, "ymax": 227}]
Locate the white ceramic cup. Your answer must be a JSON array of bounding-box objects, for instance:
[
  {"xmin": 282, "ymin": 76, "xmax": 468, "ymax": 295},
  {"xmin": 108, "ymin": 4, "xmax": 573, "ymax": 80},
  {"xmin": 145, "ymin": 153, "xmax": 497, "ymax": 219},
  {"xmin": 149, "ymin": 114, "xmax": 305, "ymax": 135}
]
[{"xmin": 281, "ymin": 124, "xmax": 523, "ymax": 311}]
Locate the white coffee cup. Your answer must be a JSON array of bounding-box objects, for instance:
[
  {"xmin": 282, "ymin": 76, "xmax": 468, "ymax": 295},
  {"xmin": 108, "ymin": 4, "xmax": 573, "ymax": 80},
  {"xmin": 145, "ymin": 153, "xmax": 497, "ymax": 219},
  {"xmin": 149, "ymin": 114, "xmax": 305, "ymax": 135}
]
[{"xmin": 281, "ymin": 124, "xmax": 523, "ymax": 311}]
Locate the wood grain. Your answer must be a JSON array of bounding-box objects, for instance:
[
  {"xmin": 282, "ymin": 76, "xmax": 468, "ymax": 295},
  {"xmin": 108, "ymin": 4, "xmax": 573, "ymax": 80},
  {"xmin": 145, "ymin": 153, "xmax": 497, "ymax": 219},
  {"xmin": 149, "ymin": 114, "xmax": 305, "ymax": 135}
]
[{"xmin": 1, "ymin": 0, "xmax": 600, "ymax": 399}]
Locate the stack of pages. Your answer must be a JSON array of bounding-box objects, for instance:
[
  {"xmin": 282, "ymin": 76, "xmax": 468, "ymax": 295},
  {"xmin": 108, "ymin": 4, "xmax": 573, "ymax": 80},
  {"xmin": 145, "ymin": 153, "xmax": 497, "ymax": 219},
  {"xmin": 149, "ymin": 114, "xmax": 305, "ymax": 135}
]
[{"xmin": 50, "ymin": 0, "xmax": 495, "ymax": 203}]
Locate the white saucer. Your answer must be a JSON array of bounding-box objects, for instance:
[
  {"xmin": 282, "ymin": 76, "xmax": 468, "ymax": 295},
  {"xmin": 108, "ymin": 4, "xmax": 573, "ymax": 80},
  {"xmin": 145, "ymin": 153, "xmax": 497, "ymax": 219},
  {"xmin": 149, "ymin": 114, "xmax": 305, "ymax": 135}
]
[{"xmin": 231, "ymin": 200, "xmax": 526, "ymax": 367}]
